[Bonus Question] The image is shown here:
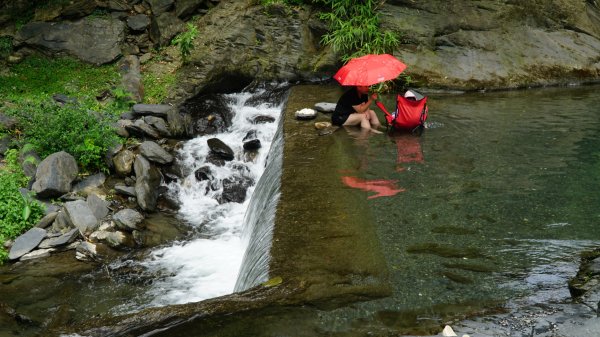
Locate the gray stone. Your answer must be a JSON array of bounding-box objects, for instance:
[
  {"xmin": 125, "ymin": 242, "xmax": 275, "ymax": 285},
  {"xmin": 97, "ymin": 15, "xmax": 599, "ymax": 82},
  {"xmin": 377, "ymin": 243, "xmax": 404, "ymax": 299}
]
[
  {"xmin": 147, "ymin": 0, "xmax": 174, "ymax": 16},
  {"xmin": 314, "ymin": 102, "xmax": 336, "ymax": 113},
  {"xmin": 15, "ymin": 18, "xmax": 125, "ymax": 65},
  {"xmin": 119, "ymin": 55, "xmax": 143, "ymax": 103},
  {"xmin": 114, "ymin": 184, "xmax": 136, "ymax": 197},
  {"xmin": 51, "ymin": 211, "xmax": 74, "ymax": 233},
  {"xmin": 127, "ymin": 14, "xmax": 151, "ymax": 31},
  {"xmin": 0, "ymin": 112, "xmax": 18, "ymax": 130},
  {"xmin": 86, "ymin": 194, "xmax": 110, "ymax": 221},
  {"xmin": 132, "ymin": 104, "xmax": 172, "ymax": 117},
  {"xmin": 19, "ymin": 248, "xmax": 55, "ymax": 261},
  {"xmin": 64, "ymin": 200, "xmax": 98, "ymax": 235},
  {"xmin": 75, "ymin": 241, "xmax": 97, "ymax": 261},
  {"xmin": 38, "ymin": 228, "xmax": 79, "ymax": 249},
  {"xmin": 139, "ymin": 141, "xmax": 174, "ymax": 164},
  {"xmin": 125, "ymin": 119, "xmax": 160, "ymax": 139},
  {"xmin": 149, "ymin": 12, "xmax": 184, "ymax": 47},
  {"xmin": 134, "ymin": 155, "xmax": 162, "ymax": 212},
  {"xmin": 105, "ymin": 231, "xmax": 135, "ymax": 249},
  {"xmin": 113, "ymin": 209, "xmax": 145, "ymax": 232},
  {"xmin": 144, "ymin": 116, "xmax": 171, "ymax": 137},
  {"xmin": 8, "ymin": 228, "xmax": 47, "ymax": 260},
  {"xmin": 72, "ymin": 173, "xmax": 106, "ymax": 196},
  {"xmin": 31, "ymin": 151, "xmax": 79, "ymax": 199},
  {"xmin": 36, "ymin": 212, "xmax": 58, "ymax": 229}
]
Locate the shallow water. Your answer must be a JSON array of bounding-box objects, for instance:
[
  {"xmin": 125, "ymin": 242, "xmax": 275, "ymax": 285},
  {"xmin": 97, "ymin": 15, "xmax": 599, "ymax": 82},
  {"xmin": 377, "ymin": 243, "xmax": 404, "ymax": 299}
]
[{"xmin": 311, "ymin": 84, "xmax": 600, "ymax": 333}]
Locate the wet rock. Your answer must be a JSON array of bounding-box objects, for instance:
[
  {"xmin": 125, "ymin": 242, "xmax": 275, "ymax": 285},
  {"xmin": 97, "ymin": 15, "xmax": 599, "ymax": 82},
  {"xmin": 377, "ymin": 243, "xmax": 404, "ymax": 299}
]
[
  {"xmin": 194, "ymin": 166, "xmax": 219, "ymax": 191},
  {"xmin": 243, "ymin": 139, "xmax": 261, "ymax": 151},
  {"xmin": 220, "ymin": 175, "xmax": 253, "ymax": 204},
  {"xmin": 207, "ymin": 138, "xmax": 234, "ymax": 161},
  {"xmin": 75, "ymin": 241, "xmax": 98, "ymax": 261},
  {"xmin": 252, "ymin": 115, "xmax": 276, "ymax": 124},
  {"xmin": 139, "ymin": 141, "xmax": 174, "ymax": 164},
  {"xmin": 113, "ymin": 209, "xmax": 145, "ymax": 232},
  {"xmin": 294, "ymin": 108, "xmax": 317, "ymax": 120},
  {"xmin": 8, "ymin": 227, "xmax": 47, "ymax": 260},
  {"xmin": 31, "ymin": 151, "xmax": 78, "ymax": 199},
  {"xmin": 20, "ymin": 248, "xmax": 55, "ymax": 261},
  {"xmin": 314, "ymin": 102, "xmax": 336, "ymax": 113},
  {"xmin": 105, "ymin": 231, "xmax": 136, "ymax": 249},
  {"xmin": 64, "ymin": 200, "xmax": 99, "ymax": 235}
]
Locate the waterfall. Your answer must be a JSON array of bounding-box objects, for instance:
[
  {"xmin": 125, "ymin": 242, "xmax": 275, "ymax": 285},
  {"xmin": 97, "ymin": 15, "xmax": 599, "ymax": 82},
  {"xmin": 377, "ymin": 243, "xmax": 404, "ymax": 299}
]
[
  {"xmin": 124, "ymin": 85, "xmax": 287, "ymax": 309},
  {"xmin": 234, "ymin": 114, "xmax": 283, "ymax": 292}
]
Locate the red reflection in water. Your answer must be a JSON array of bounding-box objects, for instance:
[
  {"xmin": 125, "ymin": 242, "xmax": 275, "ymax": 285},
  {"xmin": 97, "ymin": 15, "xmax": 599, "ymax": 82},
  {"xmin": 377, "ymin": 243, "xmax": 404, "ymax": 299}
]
[
  {"xmin": 392, "ymin": 134, "xmax": 424, "ymax": 172},
  {"xmin": 341, "ymin": 176, "xmax": 405, "ymax": 199}
]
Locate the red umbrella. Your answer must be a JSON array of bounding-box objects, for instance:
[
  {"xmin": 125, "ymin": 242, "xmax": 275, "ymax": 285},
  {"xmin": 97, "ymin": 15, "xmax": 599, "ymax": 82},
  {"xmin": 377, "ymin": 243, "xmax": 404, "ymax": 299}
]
[{"xmin": 333, "ymin": 54, "xmax": 407, "ymax": 86}]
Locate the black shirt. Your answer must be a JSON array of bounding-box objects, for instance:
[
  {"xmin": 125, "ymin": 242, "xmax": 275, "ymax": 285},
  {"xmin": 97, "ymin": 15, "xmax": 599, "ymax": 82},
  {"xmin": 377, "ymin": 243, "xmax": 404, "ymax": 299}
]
[{"xmin": 332, "ymin": 87, "xmax": 368, "ymax": 125}]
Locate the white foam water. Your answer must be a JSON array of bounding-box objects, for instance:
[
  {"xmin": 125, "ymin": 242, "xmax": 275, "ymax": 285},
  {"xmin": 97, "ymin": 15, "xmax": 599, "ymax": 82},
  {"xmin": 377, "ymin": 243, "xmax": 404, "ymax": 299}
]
[{"xmin": 137, "ymin": 89, "xmax": 284, "ymax": 307}]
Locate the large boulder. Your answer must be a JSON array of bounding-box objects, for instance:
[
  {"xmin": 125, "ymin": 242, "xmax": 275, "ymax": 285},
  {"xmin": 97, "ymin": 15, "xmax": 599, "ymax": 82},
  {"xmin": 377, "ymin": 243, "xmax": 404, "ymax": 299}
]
[
  {"xmin": 64, "ymin": 200, "xmax": 99, "ymax": 235},
  {"xmin": 14, "ymin": 17, "xmax": 125, "ymax": 65},
  {"xmin": 134, "ymin": 155, "xmax": 162, "ymax": 212},
  {"xmin": 32, "ymin": 151, "xmax": 79, "ymax": 199},
  {"xmin": 139, "ymin": 141, "xmax": 174, "ymax": 165}
]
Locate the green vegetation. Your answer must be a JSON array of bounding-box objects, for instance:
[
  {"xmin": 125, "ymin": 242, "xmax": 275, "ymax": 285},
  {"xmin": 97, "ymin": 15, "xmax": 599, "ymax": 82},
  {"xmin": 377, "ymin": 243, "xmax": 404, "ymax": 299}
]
[
  {"xmin": 172, "ymin": 23, "xmax": 199, "ymax": 63},
  {"xmin": 142, "ymin": 71, "xmax": 177, "ymax": 104},
  {"xmin": 0, "ymin": 149, "xmax": 45, "ymax": 263},
  {"xmin": 318, "ymin": 0, "xmax": 399, "ymax": 62},
  {"xmin": 0, "ymin": 36, "xmax": 13, "ymax": 58},
  {"xmin": 0, "ymin": 55, "xmax": 129, "ymax": 263}
]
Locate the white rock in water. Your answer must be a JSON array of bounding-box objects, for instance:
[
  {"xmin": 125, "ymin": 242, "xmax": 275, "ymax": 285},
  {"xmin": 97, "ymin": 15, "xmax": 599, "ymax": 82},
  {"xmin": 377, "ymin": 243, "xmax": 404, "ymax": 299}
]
[
  {"xmin": 442, "ymin": 325, "xmax": 457, "ymax": 337},
  {"xmin": 294, "ymin": 108, "xmax": 317, "ymax": 120},
  {"xmin": 462, "ymin": 335, "xmax": 470, "ymax": 337}
]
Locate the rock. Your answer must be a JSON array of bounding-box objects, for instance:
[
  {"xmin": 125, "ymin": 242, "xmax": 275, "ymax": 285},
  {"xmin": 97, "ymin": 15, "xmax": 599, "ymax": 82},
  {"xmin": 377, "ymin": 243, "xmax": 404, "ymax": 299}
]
[
  {"xmin": 114, "ymin": 183, "xmax": 136, "ymax": 197},
  {"xmin": 51, "ymin": 211, "xmax": 74, "ymax": 233},
  {"xmin": 0, "ymin": 135, "xmax": 10, "ymax": 156},
  {"xmin": 294, "ymin": 108, "xmax": 317, "ymax": 120},
  {"xmin": 243, "ymin": 139, "xmax": 261, "ymax": 151},
  {"xmin": 31, "ymin": 151, "xmax": 79, "ymax": 199},
  {"xmin": 105, "ymin": 231, "xmax": 135, "ymax": 249},
  {"xmin": 144, "ymin": 116, "xmax": 171, "ymax": 137},
  {"xmin": 207, "ymin": 138, "xmax": 234, "ymax": 161},
  {"xmin": 36, "ymin": 212, "xmax": 58, "ymax": 229},
  {"xmin": 38, "ymin": 228, "xmax": 79, "ymax": 249},
  {"xmin": 119, "ymin": 55, "xmax": 144, "ymax": 103},
  {"xmin": 134, "ymin": 155, "xmax": 162, "ymax": 212},
  {"xmin": 113, "ymin": 209, "xmax": 145, "ymax": 232},
  {"xmin": 194, "ymin": 166, "xmax": 219, "ymax": 190},
  {"xmin": 127, "ymin": 14, "xmax": 151, "ymax": 31},
  {"xmin": 252, "ymin": 115, "xmax": 276, "ymax": 124},
  {"xmin": 314, "ymin": 102, "xmax": 336, "ymax": 113},
  {"xmin": 442, "ymin": 325, "xmax": 457, "ymax": 337},
  {"xmin": 8, "ymin": 228, "xmax": 47, "ymax": 260},
  {"xmin": 72, "ymin": 173, "xmax": 106, "ymax": 196},
  {"xmin": 86, "ymin": 194, "xmax": 110, "ymax": 221},
  {"xmin": 139, "ymin": 141, "xmax": 174, "ymax": 164},
  {"xmin": 0, "ymin": 112, "xmax": 18, "ymax": 130},
  {"xmin": 113, "ymin": 149, "xmax": 136, "ymax": 177},
  {"xmin": 15, "ymin": 18, "xmax": 125, "ymax": 65},
  {"xmin": 147, "ymin": 0, "xmax": 174, "ymax": 16},
  {"xmin": 220, "ymin": 175, "xmax": 253, "ymax": 204},
  {"xmin": 64, "ymin": 200, "xmax": 99, "ymax": 236},
  {"xmin": 149, "ymin": 12, "xmax": 185, "ymax": 47},
  {"xmin": 20, "ymin": 248, "xmax": 55, "ymax": 261},
  {"xmin": 75, "ymin": 241, "xmax": 98, "ymax": 261},
  {"xmin": 125, "ymin": 119, "xmax": 161, "ymax": 139},
  {"xmin": 314, "ymin": 122, "xmax": 331, "ymax": 129}
]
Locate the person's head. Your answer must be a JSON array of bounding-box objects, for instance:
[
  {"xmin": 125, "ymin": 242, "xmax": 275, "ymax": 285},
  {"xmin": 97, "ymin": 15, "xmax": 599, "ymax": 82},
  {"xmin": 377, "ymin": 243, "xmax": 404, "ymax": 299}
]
[{"xmin": 356, "ymin": 86, "xmax": 370, "ymax": 94}]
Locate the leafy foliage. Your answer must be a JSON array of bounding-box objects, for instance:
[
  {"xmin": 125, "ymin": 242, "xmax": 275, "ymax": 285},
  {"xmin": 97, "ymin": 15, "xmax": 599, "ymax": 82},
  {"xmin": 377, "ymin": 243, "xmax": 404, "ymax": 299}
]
[
  {"xmin": 142, "ymin": 71, "xmax": 177, "ymax": 104},
  {"xmin": 14, "ymin": 102, "xmax": 120, "ymax": 173},
  {"xmin": 0, "ymin": 149, "xmax": 45, "ymax": 264},
  {"xmin": 318, "ymin": 0, "xmax": 399, "ymax": 62},
  {"xmin": 172, "ymin": 23, "xmax": 199, "ymax": 62}
]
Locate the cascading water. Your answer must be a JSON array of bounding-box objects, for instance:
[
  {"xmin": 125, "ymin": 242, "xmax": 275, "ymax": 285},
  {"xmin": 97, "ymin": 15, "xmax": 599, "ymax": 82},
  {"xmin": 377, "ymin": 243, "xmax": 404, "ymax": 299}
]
[{"xmin": 132, "ymin": 86, "xmax": 286, "ymax": 308}]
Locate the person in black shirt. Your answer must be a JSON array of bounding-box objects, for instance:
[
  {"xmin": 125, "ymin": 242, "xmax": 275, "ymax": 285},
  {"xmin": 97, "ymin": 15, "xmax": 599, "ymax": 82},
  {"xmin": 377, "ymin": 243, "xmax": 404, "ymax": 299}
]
[{"xmin": 332, "ymin": 86, "xmax": 382, "ymax": 134}]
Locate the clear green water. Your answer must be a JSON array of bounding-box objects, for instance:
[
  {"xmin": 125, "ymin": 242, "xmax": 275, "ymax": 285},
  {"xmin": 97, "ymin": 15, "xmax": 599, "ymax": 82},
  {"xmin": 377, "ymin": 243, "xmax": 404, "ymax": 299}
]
[{"xmin": 318, "ymin": 84, "xmax": 600, "ymax": 333}]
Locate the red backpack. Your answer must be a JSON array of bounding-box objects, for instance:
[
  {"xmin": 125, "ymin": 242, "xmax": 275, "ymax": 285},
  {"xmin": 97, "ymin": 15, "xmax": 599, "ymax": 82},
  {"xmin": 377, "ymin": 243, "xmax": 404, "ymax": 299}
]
[{"xmin": 376, "ymin": 90, "xmax": 428, "ymax": 134}]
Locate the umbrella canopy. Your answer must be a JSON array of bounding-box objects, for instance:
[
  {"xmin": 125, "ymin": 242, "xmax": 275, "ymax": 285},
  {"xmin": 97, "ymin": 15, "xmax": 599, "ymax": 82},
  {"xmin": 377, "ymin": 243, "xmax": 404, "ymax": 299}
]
[{"xmin": 333, "ymin": 54, "xmax": 407, "ymax": 86}]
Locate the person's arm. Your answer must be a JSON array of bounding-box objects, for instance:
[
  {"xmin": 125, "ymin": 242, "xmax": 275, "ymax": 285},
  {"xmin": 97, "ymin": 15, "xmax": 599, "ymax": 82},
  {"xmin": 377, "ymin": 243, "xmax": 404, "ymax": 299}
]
[{"xmin": 352, "ymin": 93, "xmax": 378, "ymax": 113}]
